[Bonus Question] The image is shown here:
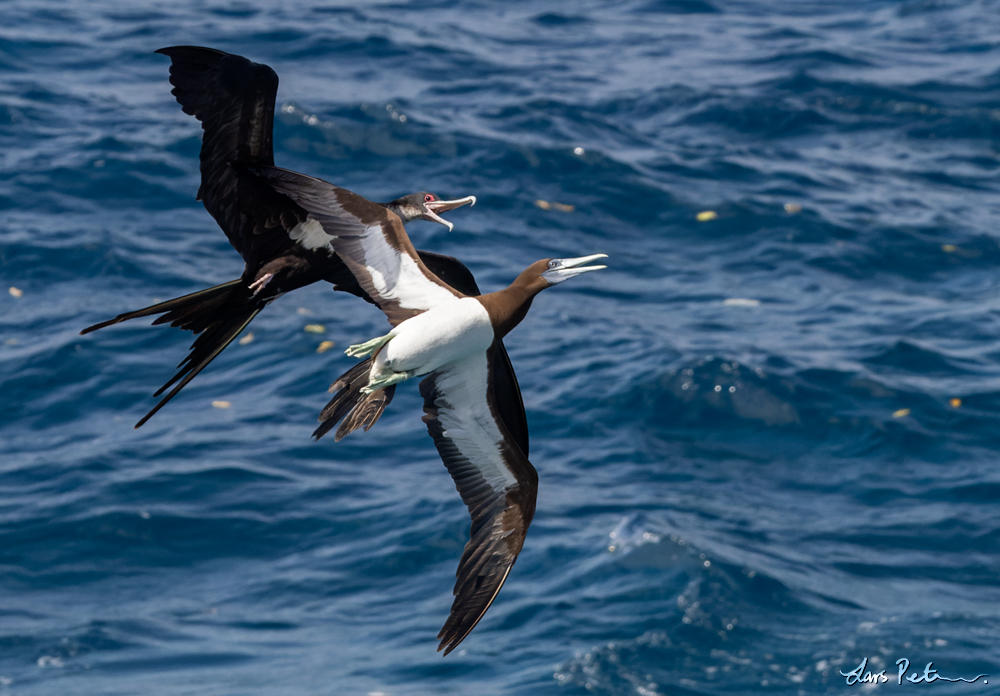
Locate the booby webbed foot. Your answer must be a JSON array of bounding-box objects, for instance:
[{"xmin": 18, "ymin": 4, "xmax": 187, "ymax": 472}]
[
  {"xmin": 346, "ymin": 333, "xmax": 394, "ymax": 358},
  {"xmin": 361, "ymin": 370, "xmax": 413, "ymax": 394}
]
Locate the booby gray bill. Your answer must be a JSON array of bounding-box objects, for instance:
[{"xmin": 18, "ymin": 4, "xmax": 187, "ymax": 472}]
[
  {"xmin": 246, "ymin": 163, "xmax": 606, "ymax": 655},
  {"xmin": 77, "ymin": 46, "xmax": 534, "ymax": 450}
]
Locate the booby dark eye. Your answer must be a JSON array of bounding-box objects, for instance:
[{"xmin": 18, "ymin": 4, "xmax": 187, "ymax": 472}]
[{"xmin": 424, "ymin": 194, "xmax": 435, "ymax": 203}]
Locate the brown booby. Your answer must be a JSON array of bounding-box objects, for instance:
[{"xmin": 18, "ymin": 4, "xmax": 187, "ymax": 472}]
[
  {"xmin": 246, "ymin": 163, "xmax": 606, "ymax": 655},
  {"xmin": 79, "ymin": 46, "xmax": 528, "ymax": 454}
]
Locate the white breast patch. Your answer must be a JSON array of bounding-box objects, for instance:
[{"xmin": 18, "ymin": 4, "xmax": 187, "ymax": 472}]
[{"xmin": 383, "ymin": 298, "xmax": 495, "ymax": 376}]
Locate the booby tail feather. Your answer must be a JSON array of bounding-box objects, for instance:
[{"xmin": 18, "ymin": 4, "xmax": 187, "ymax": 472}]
[{"xmin": 313, "ymin": 358, "xmax": 395, "ymax": 441}]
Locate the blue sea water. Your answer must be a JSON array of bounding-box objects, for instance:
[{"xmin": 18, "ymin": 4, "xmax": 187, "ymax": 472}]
[{"xmin": 3, "ymin": 0, "xmax": 1000, "ymax": 693}]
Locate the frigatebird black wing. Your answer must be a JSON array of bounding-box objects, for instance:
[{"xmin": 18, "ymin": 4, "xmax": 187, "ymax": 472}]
[
  {"xmin": 157, "ymin": 46, "xmax": 311, "ymax": 272},
  {"xmin": 420, "ymin": 348, "xmax": 538, "ymax": 654}
]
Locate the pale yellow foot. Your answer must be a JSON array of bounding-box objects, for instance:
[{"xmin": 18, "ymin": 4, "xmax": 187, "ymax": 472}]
[
  {"xmin": 361, "ymin": 370, "xmax": 413, "ymax": 394},
  {"xmin": 346, "ymin": 333, "xmax": 393, "ymax": 359}
]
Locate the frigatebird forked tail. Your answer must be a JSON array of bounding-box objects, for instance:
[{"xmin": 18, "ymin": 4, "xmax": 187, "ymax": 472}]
[
  {"xmin": 81, "ymin": 279, "xmax": 264, "ymax": 428},
  {"xmin": 80, "ymin": 280, "xmax": 242, "ymax": 336},
  {"xmin": 133, "ymin": 306, "xmax": 263, "ymax": 428}
]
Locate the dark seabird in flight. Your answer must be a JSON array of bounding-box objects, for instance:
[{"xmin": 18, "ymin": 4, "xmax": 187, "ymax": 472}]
[
  {"xmin": 79, "ymin": 46, "xmax": 526, "ymax": 452},
  {"xmin": 247, "ymin": 163, "xmax": 606, "ymax": 655}
]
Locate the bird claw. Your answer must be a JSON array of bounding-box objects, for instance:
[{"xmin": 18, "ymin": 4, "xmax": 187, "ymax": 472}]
[{"xmin": 249, "ymin": 273, "xmax": 274, "ymax": 297}]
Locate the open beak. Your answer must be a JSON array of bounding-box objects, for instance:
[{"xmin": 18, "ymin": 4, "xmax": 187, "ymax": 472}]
[
  {"xmin": 423, "ymin": 195, "xmax": 477, "ymax": 231},
  {"xmin": 540, "ymin": 253, "xmax": 608, "ymax": 285}
]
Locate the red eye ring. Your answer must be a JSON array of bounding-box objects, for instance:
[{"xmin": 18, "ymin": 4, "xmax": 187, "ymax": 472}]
[{"xmin": 424, "ymin": 194, "xmax": 435, "ymax": 203}]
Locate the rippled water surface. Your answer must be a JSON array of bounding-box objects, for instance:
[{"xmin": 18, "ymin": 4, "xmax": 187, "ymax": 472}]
[{"xmin": 3, "ymin": 1, "xmax": 1000, "ymax": 694}]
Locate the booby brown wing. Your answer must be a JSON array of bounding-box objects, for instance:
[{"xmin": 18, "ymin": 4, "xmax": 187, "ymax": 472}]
[
  {"xmin": 419, "ymin": 348, "xmax": 538, "ymax": 655},
  {"xmin": 246, "ymin": 165, "xmax": 461, "ymax": 325}
]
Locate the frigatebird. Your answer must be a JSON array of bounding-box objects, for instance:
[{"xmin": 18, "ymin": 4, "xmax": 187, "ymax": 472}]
[{"xmin": 81, "ymin": 46, "xmax": 527, "ymax": 454}]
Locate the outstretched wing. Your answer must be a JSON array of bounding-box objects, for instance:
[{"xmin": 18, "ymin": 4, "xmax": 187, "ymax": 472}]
[
  {"xmin": 156, "ymin": 46, "xmax": 312, "ymax": 272},
  {"xmin": 247, "ymin": 165, "xmax": 461, "ymax": 325},
  {"xmin": 419, "ymin": 348, "xmax": 538, "ymax": 655}
]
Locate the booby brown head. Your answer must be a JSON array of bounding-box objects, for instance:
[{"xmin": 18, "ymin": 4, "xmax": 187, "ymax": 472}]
[
  {"xmin": 382, "ymin": 192, "xmax": 477, "ymax": 231},
  {"xmin": 479, "ymin": 254, "xmax": 608, "ymax": 340}
]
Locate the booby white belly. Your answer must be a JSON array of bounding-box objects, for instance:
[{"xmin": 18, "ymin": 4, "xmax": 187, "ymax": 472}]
[{"xmin": 373, "ymin": 297, "xmax": 494, "ymax": 379}]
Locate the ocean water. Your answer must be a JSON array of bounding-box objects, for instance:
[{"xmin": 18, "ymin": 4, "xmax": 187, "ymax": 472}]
[{"xmin": 2, "ymin": 0, "xmax": 1000, "ymax": 693}]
